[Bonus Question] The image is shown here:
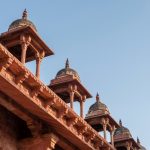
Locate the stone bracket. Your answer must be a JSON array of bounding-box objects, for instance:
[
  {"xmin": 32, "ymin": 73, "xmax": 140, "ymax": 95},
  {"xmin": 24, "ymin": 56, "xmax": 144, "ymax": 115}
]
[
  {"xmin": 31, "ymin": 85, "xmax": 43, "ymax": 98},
  {"xmin": 15, "ymin": 71, "xmax": 29, "ymax": 84},
  {"xmin": 0, "ymin": 57, "xmax": 13, "ymax": 71}
]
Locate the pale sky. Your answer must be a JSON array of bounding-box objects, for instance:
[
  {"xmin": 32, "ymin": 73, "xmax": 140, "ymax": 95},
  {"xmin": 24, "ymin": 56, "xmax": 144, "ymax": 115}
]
[{"xmin": 0, "ymin": 0, "xmax": 149, "ymax": 149}]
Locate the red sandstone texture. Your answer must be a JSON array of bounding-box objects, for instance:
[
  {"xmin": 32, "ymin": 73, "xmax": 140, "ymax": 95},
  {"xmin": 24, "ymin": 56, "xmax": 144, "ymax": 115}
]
[{"xmin": 0, "ymin": 108, "xmax": 17, "ymax": 150}]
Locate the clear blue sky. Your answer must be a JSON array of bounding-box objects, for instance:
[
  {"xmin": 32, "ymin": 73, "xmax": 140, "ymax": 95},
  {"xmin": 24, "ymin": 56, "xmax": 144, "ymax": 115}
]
[{"xmin": 0, "ymin": 0, "xmax": 149, "ymax": 149}]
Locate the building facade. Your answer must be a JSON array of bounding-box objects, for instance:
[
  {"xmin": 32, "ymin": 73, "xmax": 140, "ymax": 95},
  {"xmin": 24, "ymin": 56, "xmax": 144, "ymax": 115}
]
[{"xmin": 0, "ymin": 10, "xmax": 146, "ymax": 150}]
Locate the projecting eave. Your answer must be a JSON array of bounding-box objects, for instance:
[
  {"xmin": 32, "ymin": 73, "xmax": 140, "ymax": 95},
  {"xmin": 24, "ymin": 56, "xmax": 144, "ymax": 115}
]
[
  {"xmin": 50, "ymin": 75, "xmax": 92, "ymax": 99},
  {"xmin": 114, "ymin": 138, "xmax": 140, "ymax": 149},
  {"xmin": 85, "ymin": 113, "xmax": 120, "ymax": 130},
  {"xmin": 0, "ymin": 26, "xmax": 54, "ymax": 62}
]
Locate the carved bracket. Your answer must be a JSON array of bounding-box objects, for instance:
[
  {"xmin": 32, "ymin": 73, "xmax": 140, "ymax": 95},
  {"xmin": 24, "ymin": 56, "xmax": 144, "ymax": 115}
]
[
  {"xmin": 27, "ymin": 120, "xmax": 42, "ymax": 137},
  {"xmin": 85, "ymin": 131, "xmax": 95, "ymax": 142},
  {"xmin": 15, "ymin": 71, "xmax": 29, "ymax": 84},
  {"xmin": 57, "ymin": 107, "xmax": 68, "ymax": 119},
  {"xmin": 67, "ymin": 117, "xmax": 78, "ymax": 127},
  {"xmin": 0, "ymin": 57, "xmax": 13, "ymax": 71},
  {"xmin": 44, "ymin": 95, "xmax": 57, "ymax": 108},
  {"xmin": 42, "ymin": 133, "xmax": 59, "ymax": 149},
  {"xmin": 77, "ymin": 126, "xmax": 87, "ymax": 135},
  {"xmin": 20, "ymin": 34, "xmax": 31, "ymax": 46},
  {"xmin": 31, "ymin": 85, "xmax": 43, "ymax": 98}
]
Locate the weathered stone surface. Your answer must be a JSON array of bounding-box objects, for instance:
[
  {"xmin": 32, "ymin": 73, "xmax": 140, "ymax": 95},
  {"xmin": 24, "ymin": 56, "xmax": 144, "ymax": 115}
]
[{"xmin": 0, "ymin": 107, "xmax": 17, "ymax": 150}]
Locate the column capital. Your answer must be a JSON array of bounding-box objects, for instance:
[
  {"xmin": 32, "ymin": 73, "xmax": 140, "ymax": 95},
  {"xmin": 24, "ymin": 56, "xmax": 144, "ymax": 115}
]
[
  {"xmin": 20, "ymin": 34, "xmax": 31, "ymax": 64},
  {"xmin": 109, "ymin": 125, "xmax": 115, "ymax": 133},
  {"xmin": 81, "ymin": 95, "xmax": 86, "ymax": 102},
  {"xmin": 68, "ymin": 84, "xmax": 73, "ymax": 92},
  {"xmin": 35, "ymin": 51, "xmax": 45, "ymax": 60},
  {"xmin": 73, "ymin": 84, "xmax": 77, "ymax": 91},
  {"xmin": 35, "ymin": 51, "xmax": 45, "ymax": 78},
  {"xmin": 20, "ymin": 34, "xmax": 31, "ymax": 45},
  {"xmin": 101, "ymin": 118, "xmax": 106, "ymax": 125}
]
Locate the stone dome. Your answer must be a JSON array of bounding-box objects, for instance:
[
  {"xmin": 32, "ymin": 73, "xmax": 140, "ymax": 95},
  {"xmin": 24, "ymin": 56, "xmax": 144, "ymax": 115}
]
[
  {"xmin": 87, "ymin": 93, "xmax": 110, "ymax": 115},
  {"xmin": 114, "ymin": 120, "xmax": 132, "ymax": 138},
  {"xmin": 56, "ymin": 59, "xmax": 80, "ymax": 81},
  {"xmin": 8, "ymin": 9, "xmax": 37, "ymax": 31}
]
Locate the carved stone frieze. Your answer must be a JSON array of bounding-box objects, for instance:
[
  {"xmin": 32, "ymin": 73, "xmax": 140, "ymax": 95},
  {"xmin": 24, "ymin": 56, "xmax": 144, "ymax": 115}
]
[{"xmin": 0, "ymin": 43, "xmax": 115, "ymax": 150}]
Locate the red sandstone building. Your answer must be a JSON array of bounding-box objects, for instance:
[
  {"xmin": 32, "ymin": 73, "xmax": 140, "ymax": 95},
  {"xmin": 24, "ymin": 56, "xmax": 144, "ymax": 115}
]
[{"xmin": 0, "ymin": 10, "xmax": 146, "ymax": 150}]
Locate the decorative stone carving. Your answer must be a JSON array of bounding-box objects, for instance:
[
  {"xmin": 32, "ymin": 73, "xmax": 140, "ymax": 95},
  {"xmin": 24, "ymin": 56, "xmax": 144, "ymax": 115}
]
[{"xmin": 0, "ymin": 57, "xmax": 13, "ymax": 71}]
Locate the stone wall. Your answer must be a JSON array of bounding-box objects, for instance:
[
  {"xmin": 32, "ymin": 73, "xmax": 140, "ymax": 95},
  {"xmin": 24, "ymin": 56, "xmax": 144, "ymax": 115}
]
[{"xmin": 0, "ymin": 106, "xmax": 18, "ymax": 150}]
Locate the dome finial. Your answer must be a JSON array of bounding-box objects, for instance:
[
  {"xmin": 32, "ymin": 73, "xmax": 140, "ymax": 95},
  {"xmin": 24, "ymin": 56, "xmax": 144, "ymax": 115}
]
[
  {"xmin": 137, "ymin": 137, "xmax": 140, "ymax": 144},
  {"xmin": 119, "ymin": 119, "xmax": 122, "ymax": 127},
  {"xmin": 22, "ymin": 9, "xmax": 27, "ymax": 20},
  {"xmin": 65, "ymin": 58, "xmax": 70, "ymax": 69},
  {"xmin": 96, "ymin": 93, "xmax": 100, "ymax": 102}
]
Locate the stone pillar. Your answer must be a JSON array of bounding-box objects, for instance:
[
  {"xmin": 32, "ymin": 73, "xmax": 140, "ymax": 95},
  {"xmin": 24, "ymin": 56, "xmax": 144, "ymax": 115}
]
[
  {"xmin": 101, "ymin": 118, "xmax": 107, "ymax": 140},
  {"xmin": 21, "ymin": 43, "xmax": 28, "ymax": 64},
  {"xmin": 103, "ymin": 124, "xmax": 107, "ymax": 140},
  {"xmin": 20, "ymin": 35, "xmax": 31, "ymax": 64},
  {"xmin": 110, "ymin": 131, "xmax": 113, "ymax": 146},
  {"xmin": 70, "ymin": 91, "xmax": 74, "ymax": 109},
  {"xmin": 110, "ymin": 126, "xmax": 115, "ymax": 146},
  {"xmin": 80, "ymin": 100, "xmax": 83, "ymax": 118},
  {"xmin": 36, "ymin": 54, "xmax": 41, "ymax": 79},
  {"xmin": 80, "ymin": 95, "xmax": 86, "ymax": 118},
  {"xmin": 35, "ymin": 51, "xmax": 45, "ymax": 79}
]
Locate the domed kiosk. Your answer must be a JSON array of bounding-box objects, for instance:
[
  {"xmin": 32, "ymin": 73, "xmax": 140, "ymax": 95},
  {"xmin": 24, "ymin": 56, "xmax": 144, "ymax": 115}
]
[
  {"xmin": 49, "ymin": 59, "xmax": 92, "ymax": 118},
  {"xmin": 114, "ymin": 120, "xmax": 132, "ymax": 140},
  {"xmin": 114, "ymin": 120, "xmax": 140, "ymax": 150},
  {"xmin": 0, "ymin": 10, "xmax": 53, "ymax": 79},
  {"xmin": 85, "ymin": 93, "xmax": 119, "ymax": 145}
]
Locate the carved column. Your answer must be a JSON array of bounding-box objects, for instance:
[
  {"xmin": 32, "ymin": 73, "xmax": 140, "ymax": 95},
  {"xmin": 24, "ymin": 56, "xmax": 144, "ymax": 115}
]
[
  {"xmin": 80, "ymin": 100, "xmax": 83, "ymax": 118},
  {"xmin": 110, "ymin": 131, "xmax": 114, "ymax": 146},
  {"xmin": 101, "ymin": 118, "xmax": 107, "ymax": 140},
  {"xmin": 80, "ymin": 95, "xmax": 86, "ymax": 118},
  {"xmin": 103, "ymin": 124, "xmax": 107, "ymax": 140},
  {"xmin": 110, "ymin": 125, "xmax": 115, "ymax": 146},
  {"xmin": 35, "ymin": 51, "xmax": 45, "ymax": 79},
  {"xmin": 20, "ymin": 34, "xmax": 31, "ymax": 64},
  {"xmin": 70, "ymin": 91, "xmax": 74, "ymax": 109}
]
